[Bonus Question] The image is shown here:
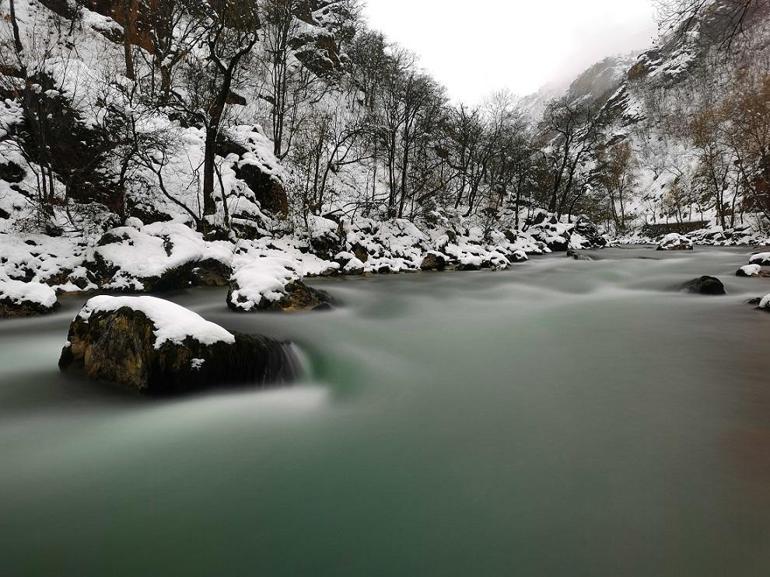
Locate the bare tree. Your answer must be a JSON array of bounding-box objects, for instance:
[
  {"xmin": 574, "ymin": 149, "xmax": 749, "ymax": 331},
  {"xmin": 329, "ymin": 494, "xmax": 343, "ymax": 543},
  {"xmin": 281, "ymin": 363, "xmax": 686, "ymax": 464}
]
[
  {"xmin": 656, "ymin": 0, "xmax": 766, "ymax": 49},
  {"xmin": 174, "ymin": 0, "xmax": 259, "ymax": 237},
  {"xmin": 539, "ymin": 97, "xmax": 602, "ymax": 218}
]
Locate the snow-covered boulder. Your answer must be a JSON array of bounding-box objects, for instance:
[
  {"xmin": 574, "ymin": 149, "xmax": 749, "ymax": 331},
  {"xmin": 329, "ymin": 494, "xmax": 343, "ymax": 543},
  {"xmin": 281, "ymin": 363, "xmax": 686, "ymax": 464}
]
[
  {"xmin": 680, "ymin": 276, "xmax": 726, "ymax": 296},
  {"xmin": 736, "ymin": 264, "xmax": 770, "ymax": 278},
  {"xmin": 657, "ymin": 233, "xmax": 694, "ymax": 251},
  {"xmin": 0, "ymin": 279, "xmax": 59, "ymax": 317},
  {"xmin": 227, "ymin": 257, "xmax": 332, "ymax": 313},
  {"xmin": 59, "ymin": 296, "xmax": 297, "ymax": 393},
  {"xmin": 89, "ymin": 222, "xmax": 233, "ymax": 291},
  {"xmin": 749, "ymin": 252, "xmax": 770, "ymax": 266}
]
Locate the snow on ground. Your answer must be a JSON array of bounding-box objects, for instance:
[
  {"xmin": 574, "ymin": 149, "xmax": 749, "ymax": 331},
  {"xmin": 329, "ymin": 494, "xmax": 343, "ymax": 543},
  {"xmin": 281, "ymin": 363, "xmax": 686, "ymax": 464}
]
[
  {"xmin": 0, "ymin": 233, "xmax": 92, "ymax": 291},
  {"xmin": 77, "ymin": 295, "xmax": 235, "ymax": 348}
]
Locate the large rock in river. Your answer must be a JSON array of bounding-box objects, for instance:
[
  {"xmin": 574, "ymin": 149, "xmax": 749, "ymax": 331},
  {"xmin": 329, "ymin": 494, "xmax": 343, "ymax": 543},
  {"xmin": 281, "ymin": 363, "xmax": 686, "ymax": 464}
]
[
  {"xmin": 59, "ymin": 296, "xmax": 297, "ymax": 394},
  {"xmin": 680, "ymin": 276, "xmax": 726, "ymax": 295}
]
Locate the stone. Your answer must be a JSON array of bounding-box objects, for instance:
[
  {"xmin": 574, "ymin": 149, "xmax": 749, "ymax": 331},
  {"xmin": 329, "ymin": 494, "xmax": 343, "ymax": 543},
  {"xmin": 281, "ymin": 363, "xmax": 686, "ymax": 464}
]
[
  {"xmin": 680, "ymin": 276, "xmax": 726, "ymax": 296},
  {"xmin": 59, "ymin": 296, "xmax": 297, "ymax": 394}
]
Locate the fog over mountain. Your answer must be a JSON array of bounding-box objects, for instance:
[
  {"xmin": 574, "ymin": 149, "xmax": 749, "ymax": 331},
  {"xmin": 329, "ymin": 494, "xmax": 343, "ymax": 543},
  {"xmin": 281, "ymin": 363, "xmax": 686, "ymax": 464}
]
[{"xmin": 364, "ymin": 0, "xmax": 658, "ymax": 102}]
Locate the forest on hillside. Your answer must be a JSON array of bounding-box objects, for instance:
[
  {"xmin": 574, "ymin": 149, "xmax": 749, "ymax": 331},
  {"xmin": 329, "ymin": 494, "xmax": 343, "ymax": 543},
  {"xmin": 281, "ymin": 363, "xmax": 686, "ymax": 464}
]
[{"xmin": 0, "ymin": 0, "xmax": 767, "ymax": 245}]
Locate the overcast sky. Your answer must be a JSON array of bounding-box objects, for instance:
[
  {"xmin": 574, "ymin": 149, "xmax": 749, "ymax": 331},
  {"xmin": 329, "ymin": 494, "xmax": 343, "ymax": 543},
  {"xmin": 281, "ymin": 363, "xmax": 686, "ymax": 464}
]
[{"xmin": 364, "ymin": 0, "xmax": 658, "ymax": 104}]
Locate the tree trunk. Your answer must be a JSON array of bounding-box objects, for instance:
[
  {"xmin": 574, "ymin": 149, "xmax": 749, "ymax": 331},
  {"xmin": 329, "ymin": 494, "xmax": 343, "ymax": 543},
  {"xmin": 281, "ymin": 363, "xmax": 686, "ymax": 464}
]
[
  {"xmin": 202, "ymin": 124, "xmax": 219, "ymax": 233},
  {"xmin": 122, "ymin": 0, "xmax": 136, "ymax": 81},
  {"xmin": 9, "ymin": 0, "xmax": 24, "ymax": 57}
]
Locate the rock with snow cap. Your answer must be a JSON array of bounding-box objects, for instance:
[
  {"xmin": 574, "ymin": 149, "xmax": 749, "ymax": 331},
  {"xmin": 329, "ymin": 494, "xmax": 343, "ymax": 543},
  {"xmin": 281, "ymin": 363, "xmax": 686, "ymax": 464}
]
[
  {"xmin": 0, "ymin": 279, "xmax": 59, "ymax": 317},
  {"xmin": 749, "ymin": 252, "xmax": 770, "ymax": 266},
  {"xmin": 657, "ymin": 233, "xmax": 694, "ymax": 251},
  {"xmin": 227, "ymin": 257, "xmax": 332, "ymax": 313},
  {"xmin": 736, "ymin": 264, "xmax": 770, "ymax": 278},
  {"xmin": 59, "ymin": 296, "xmax": 297, "ymax": 393}
]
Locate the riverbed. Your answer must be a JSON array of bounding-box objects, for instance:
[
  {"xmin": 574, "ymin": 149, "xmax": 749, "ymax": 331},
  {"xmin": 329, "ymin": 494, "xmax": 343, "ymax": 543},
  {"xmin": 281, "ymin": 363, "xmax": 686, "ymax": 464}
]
[{"xmin": 2, "ymin": 247, "xmax": 770, "ymax": 576}]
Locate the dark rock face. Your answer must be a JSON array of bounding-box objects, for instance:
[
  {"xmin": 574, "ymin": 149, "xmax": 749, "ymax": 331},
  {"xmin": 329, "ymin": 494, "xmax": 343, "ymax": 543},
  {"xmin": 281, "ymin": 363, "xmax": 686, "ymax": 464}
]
[
  {"xmin": 421, "ymin": 253, "xmax": 447, "ymax": 272},
  {"xmin": 234, "ymin": 163, "xmax": 289, "ymax": 217},
  {"xmin": 219, "ymin": 134, "xmax": 289, "ymax": 218},
  {"xmin": 680, "ymin": 276, "xmax": 726, "ymax": 295},
  {"xmin": 59, "ymin": 307, "xmax": 297, "ymax": 394},
  {"xmin": 191, "ymin": 259, "xmax": 232, "ymax": 288},
  {"xmin": 0, "ymin": 158, "xmax": 25, "ymax": 184}
]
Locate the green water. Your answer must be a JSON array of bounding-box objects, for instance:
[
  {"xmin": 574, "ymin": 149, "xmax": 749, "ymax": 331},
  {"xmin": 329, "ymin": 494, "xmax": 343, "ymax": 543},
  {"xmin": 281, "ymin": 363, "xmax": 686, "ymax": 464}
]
[{"xmin": 2, "ymin": 247, "xmax": 770, "ymax": 576}]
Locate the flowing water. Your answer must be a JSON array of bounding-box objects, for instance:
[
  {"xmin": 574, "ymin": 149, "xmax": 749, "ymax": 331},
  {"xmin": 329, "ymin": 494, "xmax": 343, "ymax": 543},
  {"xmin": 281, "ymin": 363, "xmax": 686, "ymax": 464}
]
[{"xmin": 2, "ymin": 247, "xmax": 770, "ymax": 577}]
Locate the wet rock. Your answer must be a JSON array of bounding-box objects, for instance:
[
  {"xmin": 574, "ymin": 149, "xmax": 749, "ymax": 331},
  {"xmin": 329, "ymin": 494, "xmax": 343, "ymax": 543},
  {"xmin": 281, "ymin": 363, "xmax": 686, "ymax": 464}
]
[
  {"xmin": 58, "ymin": 296, "xmax": 297, "ymax": 394},
  {"xmin": 567, "ymin": 249, "xmax": 594, "ymax": 261},
  {"xmin": 421, "ymin": 252, "xmax": 447, "ymax": 272},
  {"xmin": 680, "ymin": 276, "xmax": 726, "ymax": 296}
]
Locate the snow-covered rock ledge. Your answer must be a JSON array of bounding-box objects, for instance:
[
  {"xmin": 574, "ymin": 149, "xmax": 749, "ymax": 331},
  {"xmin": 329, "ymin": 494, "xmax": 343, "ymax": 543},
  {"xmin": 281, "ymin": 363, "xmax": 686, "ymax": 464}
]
[
  {"xmin": 0, "ymin": 279, "xmax": 58, "ymax": 317},
  {"xmin": 59, "ymin": 296, "xmax": 299, "ymax": 393},
  {"xmin": 227, "ymin": 256, "xmax": 333, "ymax": 313}
]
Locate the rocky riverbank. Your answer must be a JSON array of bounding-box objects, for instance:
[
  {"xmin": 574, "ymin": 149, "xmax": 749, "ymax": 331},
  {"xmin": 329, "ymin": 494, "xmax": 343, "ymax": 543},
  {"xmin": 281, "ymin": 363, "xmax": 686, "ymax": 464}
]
[{"xmin": 0, "ymin": 210, "xmax": 608, "ymax": 317}]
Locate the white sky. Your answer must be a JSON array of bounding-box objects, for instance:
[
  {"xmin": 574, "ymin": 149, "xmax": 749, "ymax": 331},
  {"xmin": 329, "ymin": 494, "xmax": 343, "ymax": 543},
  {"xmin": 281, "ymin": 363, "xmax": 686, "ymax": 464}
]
[{"xmin": 364, "ymin": 0, "xmax": 658, "ymax": 104}]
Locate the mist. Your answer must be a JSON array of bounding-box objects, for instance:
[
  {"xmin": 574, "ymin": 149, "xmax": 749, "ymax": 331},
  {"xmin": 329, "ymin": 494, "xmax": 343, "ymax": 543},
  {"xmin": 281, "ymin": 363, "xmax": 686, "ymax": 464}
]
[{"xmin": 364, "ymin": 0, "xmax": 659, "ymax": 103}]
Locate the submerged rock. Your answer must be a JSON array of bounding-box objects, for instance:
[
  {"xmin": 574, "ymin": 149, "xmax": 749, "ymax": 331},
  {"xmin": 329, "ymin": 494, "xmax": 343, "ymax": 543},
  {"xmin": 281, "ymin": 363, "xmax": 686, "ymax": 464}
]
[
  {"xmin": 0, "ymin": 280, "xmax": 59, "ymax": 317},
  {"xmin": 680, "ymin": 276, "xmax": 726, "ymax": 296},
  {"xmin": 59, "ymin": 296, "xmax": 297, "ymax": 393},
  {"xmin": 657, "ymin": 233, "xmax": 694, "ymax": 251},
  {"xmin": 567, "ymin": 249, "xmax": 594, "ymax": 261}
]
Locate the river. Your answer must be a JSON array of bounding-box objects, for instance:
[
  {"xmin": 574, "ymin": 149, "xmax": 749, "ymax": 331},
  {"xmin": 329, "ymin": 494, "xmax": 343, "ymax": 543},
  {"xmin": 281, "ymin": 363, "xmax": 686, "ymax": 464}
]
[{"xmin": 1, "ymin": 247, "xmax": 770, "ymax": 576}]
